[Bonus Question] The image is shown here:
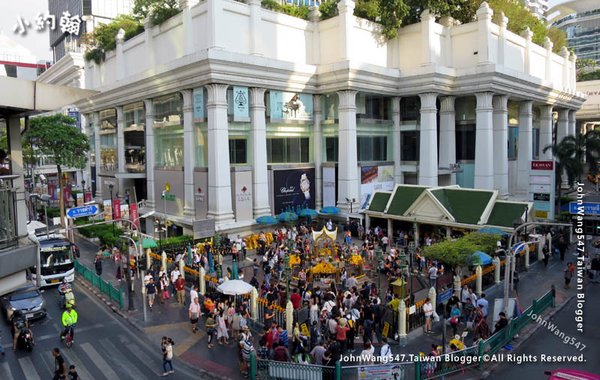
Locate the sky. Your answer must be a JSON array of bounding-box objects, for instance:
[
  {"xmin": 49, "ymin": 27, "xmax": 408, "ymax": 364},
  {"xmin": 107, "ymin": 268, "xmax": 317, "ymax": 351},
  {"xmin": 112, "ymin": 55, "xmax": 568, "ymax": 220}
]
[{"xmin": 0, "ymin": 0, "xmax": 52, "ymax": 61}]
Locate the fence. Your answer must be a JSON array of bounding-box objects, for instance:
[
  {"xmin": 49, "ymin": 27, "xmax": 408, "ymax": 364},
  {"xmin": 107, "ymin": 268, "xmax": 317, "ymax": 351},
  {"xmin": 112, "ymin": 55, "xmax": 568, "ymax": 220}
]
[
  {"xmin": 253, "ymin": 356, "xmax": 339, "ymax": 380},
  {"xmin": 74, "ymin": 260, "xmax": 124, "ymax": 309},
  {"xmin": 257, "ymin": 297, "xmax": 286, "ymax": 328},
  {"xmin": 341, "ymin": 363, "xmax": 415, "ymax": 380}
]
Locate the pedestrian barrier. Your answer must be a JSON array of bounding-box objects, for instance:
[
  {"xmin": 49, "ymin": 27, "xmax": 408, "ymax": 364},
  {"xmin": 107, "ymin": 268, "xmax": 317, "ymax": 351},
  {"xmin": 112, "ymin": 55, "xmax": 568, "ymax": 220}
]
[
  {"xmin": 252, "ymin": 355, "xmax": 340, "ymax": 380},
  {"xmin": 74, "ymin": 260, "xmax": 124, "ymax": 309}
]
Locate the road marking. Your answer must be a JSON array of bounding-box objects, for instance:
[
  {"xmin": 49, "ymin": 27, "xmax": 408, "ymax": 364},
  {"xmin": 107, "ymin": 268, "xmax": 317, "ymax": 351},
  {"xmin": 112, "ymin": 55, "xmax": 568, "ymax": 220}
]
[
  {"xmin": 18, "ymin": 356, "xmax": 41, "ymax": 380},
  {"xmin": 100, "ymin": 338, "xmax": 148, "ymax": 379},
  {"xmin": 36, "ymin": 323, "xmax": 106, "ymax": 342},
  {"xmin": 173, "ymin": 329, "xmax": 204, "ymax": 356},
  {"xmin": 126, "ymin": 343, "xmax": 161, "ymax": 376},
  {"xmin": 144, "ymin": 321, "xmax": 190, "ymax": 334},
  {"xmin": 0, "ymin": 361, "xmax": 15, "ymax": 380},
  {"xmin": 61, "ymin": 347, "xmax": 96, "ymax": 380},
  {"xmin": 81, "ymin": 342, "xmax": 120, "ymax": 380}
]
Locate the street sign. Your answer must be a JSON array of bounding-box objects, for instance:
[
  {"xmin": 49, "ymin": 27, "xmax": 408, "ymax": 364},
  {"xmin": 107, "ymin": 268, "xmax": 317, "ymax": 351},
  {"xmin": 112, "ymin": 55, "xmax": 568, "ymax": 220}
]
[
  {"xmin": 67, "ymin": 204, "xmax": 99, "ymax": 219},
  {"xmin": 437, "ymin": 288, "xmax": 453, "ymax": 304},
  {"xmin": 569, "ymin": 202, "xmax": 600, "ymax": 215},
  {"xmin": 161, "ymin": 193, "xmax": 176, "ymax": 201}
]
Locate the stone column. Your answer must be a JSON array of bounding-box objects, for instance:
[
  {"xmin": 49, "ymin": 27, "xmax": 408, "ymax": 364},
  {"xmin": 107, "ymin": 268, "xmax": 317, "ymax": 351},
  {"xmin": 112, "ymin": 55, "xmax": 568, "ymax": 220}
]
[
  {"xmin": 206, "ymin": 84, "xmax": 234, "ymax": 225},
  {"xmin": 476, "ymin": 1, "xmax": 494, "ymax": 65},
  {"xmin": 421, "ymin": 9, "xmax": 436, "ymax": 67},
  {"xmin": 419, "ymin": 93, "xmax": 438, "ymax": 186},
  {"xmin": 248, "ymin": 0, "xmax": 262, "ymax": 56},
  {"xmin": 7, "ymin": 117, "xmax": 27, "ymax": 237},
  {"xmin": 517, "ymin": 101, "xmax": 533, "ymax": 193},
  {"xmin": 116, "ymin": 106, "xmax": 126, "ymax": 189},
  {"xmin": 250, "ymin": 87, "xmax": 271, "ymax": 217},
  {"xmin": 544, "ymin": 37, "xmax": 553, "ymax": 82},
  {"xmin": 115, "ymin": 29, "xmax": 126, "ymax": 81},
  {"xmin": 392, "ymin": 97, "xmax": 403, "ymax": 184},
  {"xmin": 181, "ymin": 0, "xmax": 195, "ymax": 56},
  {"xmin": 92, "ymin": 111, "xmax": 102, "ymax": 199},
  {"xmin": 313, "ymin": 94, "xmax": 323, "ymax": 209},
  {"xmin": 475, "ymin": 92, "xmax": 494, "ymax": 189},
  {"xmin": 143, "ymin": 99, "xmax": 155, "ymax": 209},
  {"xmin": 556, "ymin": 109, "xmax": 569, "ymax": 144},
  {"xmin": 337, "ymin": 90, "xmax": 360, "ymax": 213},
  {"xmin": 337, "ymin": 0, "xmax": 355, "ymax": 61},
  {"xmin": 539, "ymin": 105, "xmax": 553, "ymax": 160},
  {"xmin": 475, "ymin": 265, "xmax": 482, "ymax": 296},
  {"xmin": 493, "ymin": 257, "xmax": 501, "ymax": 283},
  {"xmin": 496, "ymin": 12, "xmax": 507, "ymax": 66},
  {"xmin": 181, "ymin": 89, "xmax": 196, "ymax": 218},
  {"xmin": 439, "ymin": 96, "xmax": 456, "ymax": 184},
  {"xmin": 493, "ymin": 95, "xmax": 509, "ymax": 195},
  {"xmin": 521, "ymin": 27, "xmax": 533, "ymax": 76},
  {"xmin": 568, "ymin": 109, "xmax": 576, "ymax": 137},
  {"xmin": 560, "ymin": 47, "xmax": 570, "ymax": 90},
  {"xmin": 144, "ymin": 16, "xmax": 154, "ymax": 71}
]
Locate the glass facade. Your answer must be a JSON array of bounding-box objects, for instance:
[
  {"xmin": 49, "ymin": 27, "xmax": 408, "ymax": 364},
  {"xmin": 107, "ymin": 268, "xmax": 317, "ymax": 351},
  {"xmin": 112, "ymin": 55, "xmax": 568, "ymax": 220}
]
[
  {"xmin": 267, "ymin": 137, "xmax": 310, "ymax": 163},
  {"xmin": 455, "ymin": 124, "xmax": 475, "ymax": 161},
  {"xmin": 99, "ymin": 108, "xmax": 116, "ymax": 173},
  {"xmin": 555, "ymin": 9, "xmax": 600, "ymax": 65},
  {"xmin": 154, "ymin": 94, "xmax": 183, "ymax": 167},
  {"xmin": 401, "ymin": 131, "xmax": 419, "ymax": 161},
  {"xmin": 123, "ymin": 102, "xmax": 145, "ymax": 173}
]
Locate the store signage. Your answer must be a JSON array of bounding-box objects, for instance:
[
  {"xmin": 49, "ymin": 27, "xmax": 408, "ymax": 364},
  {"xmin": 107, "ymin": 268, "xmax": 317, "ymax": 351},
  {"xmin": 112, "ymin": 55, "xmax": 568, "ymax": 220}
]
[
  {"xmin": 66, "ymin": 205, "xmax": 99, "ymax": 219},
  {"xmin": 272, "ymin": 168, "xmax": 315, "ymax": 214},
  {"xmin": 360, "ymin": 165, "xmax": 394, "ymax": 210},
  {"xmin": 130, "ymin": 202, "xmax": 140, "ymax": 229},
  {"xmin": 529, "ymin": 160, "xmax": 555, "ymax": 220},
  {"xmin": 193, "ymin": 87, "xmax": 204, "ymax": 120},
  {"xmin": 103, "ymin": 200, "xmax": 112, "ymax": 221},
  {"xmin": 112, "ymin": 198, "xmax": 121, "ymax": 220},
  {"xmin": 357, "ymin": 364, "xmax": 404, "ymax": 380},
  {"xmin": 269, "ymin": 91, "xmax": 313, "ymax": 121},
  {"xmin": 233, "ymin": 86, "xmax": 249, "ymax": 121},
  {"xmin": 569, "ymin": 202, "xmax": 600, "ymax": 215}
]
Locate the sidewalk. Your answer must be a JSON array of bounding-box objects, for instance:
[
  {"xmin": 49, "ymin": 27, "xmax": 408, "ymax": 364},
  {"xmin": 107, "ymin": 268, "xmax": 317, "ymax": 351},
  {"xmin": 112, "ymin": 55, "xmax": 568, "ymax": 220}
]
[{"xmin": 75, "ymin": 234, "xmax": 576, "ymax": 380}]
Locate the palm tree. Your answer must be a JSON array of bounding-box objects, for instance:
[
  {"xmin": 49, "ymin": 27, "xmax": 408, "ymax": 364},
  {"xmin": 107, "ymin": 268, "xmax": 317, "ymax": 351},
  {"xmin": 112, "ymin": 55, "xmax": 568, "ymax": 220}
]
[{"xmin": 543, "ymin": 130, "xmax": 600, "ymax": 217}]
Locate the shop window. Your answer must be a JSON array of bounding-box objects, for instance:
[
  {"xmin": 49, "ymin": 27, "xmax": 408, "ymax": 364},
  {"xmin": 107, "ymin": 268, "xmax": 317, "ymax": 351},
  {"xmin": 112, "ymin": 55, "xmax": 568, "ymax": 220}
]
[
  {"xmin": 400, "ymin": 97, "xmax": 420, "ymax": 122},
  {"xmin": 267, "ymin": 137, "xmax": 310, "ymax": 163},
  {"xmin": 154, "ymin": 94, "xmax": 183, "ymax": 167},
  {"xmin": 325, "ymin": 137, "xmax": 338, "ymax": 162},
  {"xmin": 533, "ymin": 128, "xmax": 540, "ymax": 160},
  {"xmin": 229, "ymin": 139, "xmax": 247, "ymax": 164},
  {"xmin": 357, "ymin": 95, "xmax": 390, "ymax": 120},
  {"xmin": 357, "ymin": 136, "xmax": 387, "ymax": 161},
  {"xmin": 401, "ymin": 131, "xmax": 419, "ymax": 161},
  {"xmin": 99, "ymin": 109, "xmax": 117, "ymax": 172},
  {"xmin": 456, "ymin": 125, "xmax": 475, "ymax": 161}
]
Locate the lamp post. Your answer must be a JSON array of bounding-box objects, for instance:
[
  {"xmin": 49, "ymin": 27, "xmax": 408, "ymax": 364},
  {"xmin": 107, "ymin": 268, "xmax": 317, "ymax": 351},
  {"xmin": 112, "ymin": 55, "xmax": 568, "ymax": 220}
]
[
  {"xmin": 81, "ymin": 180, "xmax": 86, "ymax": 191},
  {"xmin": 120, "ymin": 234, "xmax": 137, "ymax": 312},
  {"xmin": 375, "ymin": 245, "xmax": 383, "ymax": 299},
  {"xmin": 109, "ymin": 183, "xmax": 115, "ymax": 237}
]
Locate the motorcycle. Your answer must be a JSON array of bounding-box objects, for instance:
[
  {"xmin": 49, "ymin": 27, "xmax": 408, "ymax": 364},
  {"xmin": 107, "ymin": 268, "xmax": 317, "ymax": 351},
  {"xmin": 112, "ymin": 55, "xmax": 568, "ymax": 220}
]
[
  {"xmin": 16, "ymin": 327, "xmax": 34, "ymax": 352},
  {"xmin": 58, "ymin": 282, "xmax": 75, "ymax": 309}
]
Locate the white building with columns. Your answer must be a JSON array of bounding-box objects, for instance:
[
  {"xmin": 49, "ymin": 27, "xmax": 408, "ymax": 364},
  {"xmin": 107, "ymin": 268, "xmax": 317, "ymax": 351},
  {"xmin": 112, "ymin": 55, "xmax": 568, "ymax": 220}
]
[{"xmin": 74, "ymin": 0, "xmax": 585, "ymax": 236}]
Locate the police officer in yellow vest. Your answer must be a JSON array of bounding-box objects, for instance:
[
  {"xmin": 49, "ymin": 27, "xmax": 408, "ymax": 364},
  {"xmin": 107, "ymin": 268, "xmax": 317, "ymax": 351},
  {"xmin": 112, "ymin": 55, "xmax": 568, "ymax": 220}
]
[{"xmin": 61, "ymin": 304, "xmax": 78, "ymax": 341}]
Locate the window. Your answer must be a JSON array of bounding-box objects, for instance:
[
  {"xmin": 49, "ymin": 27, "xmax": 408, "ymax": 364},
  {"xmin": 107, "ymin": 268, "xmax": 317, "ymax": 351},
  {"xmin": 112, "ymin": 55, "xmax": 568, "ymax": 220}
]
[
  {"xmin": 400, "ymin": 97, "xmax": 420, "ymax": 122},
  {"xmin": 508, "ymin": 127, "xmax": 518, "ymax": 159},
  {"xmin": 357, "ymin": 95, "xmax": 390, "ymax": 120},
  {"xmin": 401, "ymin": 131, "xmax": 419, "ymax": 161},
  {"xmin": 357, "ymin": 136, "xmax": 387, "ymax": 161},
  {"xmin": 455, "ymin": 125, "xmax": 475, "ymax": 161},
  {"xmin": 326, "ymin": 137, "xmax": 338, "ymax": 162},
  {"xmin": 229, "ymin": 139, "xmax": 247, "ymax": 164},
  {"xmin": 533, "ymin": 128, "xmax": 540, "ymax": 160},
  {"xmin": 267, "ymin": 137, "xmax": 310, "ymax": 163},
  {"xmin": 82, "ymin": 0, "xmax": 92, "ymax": 15}
]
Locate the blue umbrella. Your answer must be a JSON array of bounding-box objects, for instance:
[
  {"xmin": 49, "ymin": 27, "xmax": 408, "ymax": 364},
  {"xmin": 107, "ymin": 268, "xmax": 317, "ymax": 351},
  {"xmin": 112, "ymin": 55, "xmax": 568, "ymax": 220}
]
[
  {"xmin": 320, "ymin": 206, "xmax": 340, "ymax": 215},
  {"xmin": 512, "ymin": 242, "xmax": 528, "ymax": 254},
  {"xmin": 278, "ymin": 212, "xmax": 298, "ymax": 222},
  {"xmin": 256, "ymin": 215, "xmax": 278, "ymax": 225},
  {"xmin": 298, "ymin": 208, "xmax": 318, "ymax": 218},
  {"xmin": 477, "ymin": 227, "xmax": 509, "ymax": 237},
  {"xmin": 472, "ymin": 251, "xmax": 493, "ymax": 265}
]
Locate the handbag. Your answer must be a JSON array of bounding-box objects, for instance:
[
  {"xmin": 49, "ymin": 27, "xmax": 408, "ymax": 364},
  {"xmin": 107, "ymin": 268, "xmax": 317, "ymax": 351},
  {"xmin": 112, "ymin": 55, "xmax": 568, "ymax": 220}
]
[
  {"xmin": 163, "ymin": 290, "xmax": 169, "ymax": 299},
  {"xmin": 432, "ymin": 311, "xmax": 440, "ymax": 322}
]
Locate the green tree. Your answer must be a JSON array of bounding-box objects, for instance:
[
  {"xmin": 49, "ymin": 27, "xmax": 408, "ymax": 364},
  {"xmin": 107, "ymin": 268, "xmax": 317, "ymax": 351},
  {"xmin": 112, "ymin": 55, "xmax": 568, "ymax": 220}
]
[
  {"xmin": 132, "ymin": 0, "xmax": 181, "ymax": 25},
  {"xmin": 403, "ymin": 0, "xmax": 480, "ymax": 25},
  {"xmin": 25, "ymin": 115, "xmax": 89, "ymax": 228},
  {"xmin": 83, "ymin": 15, "xmax": 144, "ymax": 63},
  {"xmin": 422, "ymin": 232, "xmax": 499, "ymax": 274}
]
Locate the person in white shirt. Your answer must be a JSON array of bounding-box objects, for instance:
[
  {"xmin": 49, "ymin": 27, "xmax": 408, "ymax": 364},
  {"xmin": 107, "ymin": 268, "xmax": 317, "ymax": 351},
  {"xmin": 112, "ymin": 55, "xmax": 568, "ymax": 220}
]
[
  {"xmin": 170, "ymin": 268, "xmax": 180, "ymax": 296},
  {"xmin": 428, "ymin": 265, "xmax": 438, "ymax": 288},
  {"xmin": 144, "ymin": 272, "xmax": 153, "ymax": 286},
  {"xmin": 190, "ymin": 284, "xmax": 198, "ymax": 307},
  {"xmin": 379, "ymin": 337, "xmax": 393, "ymax": 363},
  {"xmin": 423, "ymin": 297, "xmax": 434, "ymax": 334},
  {"xmin": 476, "ymin": 293, "xmax": 489, "ymax": 318},
  {"xmin": 360, "ymin": 341, "xmax": 375, "ymax": 364}
]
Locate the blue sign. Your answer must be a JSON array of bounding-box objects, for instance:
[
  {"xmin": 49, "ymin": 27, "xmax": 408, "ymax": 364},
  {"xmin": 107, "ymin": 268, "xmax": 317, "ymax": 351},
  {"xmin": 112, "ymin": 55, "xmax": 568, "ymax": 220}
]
[
  {"xmin": 233, "ymin": 86, "xmax": 249, "ymax": 121},
  {"xmin": 193, "ymin": 87, "xmax": 204, "ymax": 119},
  {"xmin": 569, "ymin": 202, "xmax": 600, "ymax": 215},
  {"xmin": 67, "ymin": 205, "xmax": 99, "ymax": 219},
  {"xmin": 437, "ymin": 289, "xmax": 453, "ymax": 304}
]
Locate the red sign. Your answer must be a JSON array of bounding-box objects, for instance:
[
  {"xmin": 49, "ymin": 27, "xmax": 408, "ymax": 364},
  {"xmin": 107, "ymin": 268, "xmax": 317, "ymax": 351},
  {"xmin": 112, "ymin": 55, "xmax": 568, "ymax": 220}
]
[
  {"xmin": 112, "ymin": 198, "xmax": 121, "ymax": 220},
  {"xmin": 531, "ymin": 161, "xmax": 553, "ymax": 170},
  {"xmin": 63, "ymin": 186, "xmax": 71, "ymax": 204},
  {"xmin": 129, "ymin": 203, "xmax": 140, "ymax": 229},
  {"xmin": 84, "ymin": 191, "xmax": 92, "ymax": 203}
]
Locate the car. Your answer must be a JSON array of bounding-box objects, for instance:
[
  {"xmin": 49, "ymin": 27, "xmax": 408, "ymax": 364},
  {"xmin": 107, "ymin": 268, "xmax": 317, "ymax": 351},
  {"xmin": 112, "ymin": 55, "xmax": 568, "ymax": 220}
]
[
  {"xmin": 0, "ymin": 286, "xmax": 47, "ymax": 323},
  {"xmin": 545, "ymin": 369, "xmax": 600, "ymax": 380}
]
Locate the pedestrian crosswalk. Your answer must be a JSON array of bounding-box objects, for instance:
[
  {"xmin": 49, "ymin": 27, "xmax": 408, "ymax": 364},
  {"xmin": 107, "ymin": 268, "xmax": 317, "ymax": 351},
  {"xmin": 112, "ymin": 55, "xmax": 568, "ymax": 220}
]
[{"xmin": 0, "ymin": 335, "xmax": 169, "ymax": 380}]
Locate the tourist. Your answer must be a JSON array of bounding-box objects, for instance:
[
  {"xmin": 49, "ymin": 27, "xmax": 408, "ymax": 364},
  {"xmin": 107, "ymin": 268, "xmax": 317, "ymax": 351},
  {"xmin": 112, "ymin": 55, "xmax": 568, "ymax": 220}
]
[{"xmin": 423, "ymin": 297, "xmax": 433, "ymax": 334}]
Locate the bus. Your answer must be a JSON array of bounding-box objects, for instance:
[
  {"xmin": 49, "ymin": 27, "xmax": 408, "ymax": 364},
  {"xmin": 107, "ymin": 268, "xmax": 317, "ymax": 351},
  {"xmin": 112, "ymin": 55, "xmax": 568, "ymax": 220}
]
[{"xmin": 28, "ymin": 224, "xmax": 75, "ymax": 287}]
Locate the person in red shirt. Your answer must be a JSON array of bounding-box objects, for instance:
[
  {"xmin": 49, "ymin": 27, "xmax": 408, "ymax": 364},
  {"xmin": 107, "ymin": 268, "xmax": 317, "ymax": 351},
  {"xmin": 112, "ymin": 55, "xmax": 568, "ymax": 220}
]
[
  {"xmin": 175, "ymin": 275, "xmax": 186, "ymax": 304},
  {"xmin": 290, "ymin": 288, "xmax": 302, "ymax": 310},
  {"xmin": 265, "ymin": 327, "xmax": 274, "ymax": 349},
  {"xmin": 336, "ymin": 318, "xmax": 350, "ymax": 353}
]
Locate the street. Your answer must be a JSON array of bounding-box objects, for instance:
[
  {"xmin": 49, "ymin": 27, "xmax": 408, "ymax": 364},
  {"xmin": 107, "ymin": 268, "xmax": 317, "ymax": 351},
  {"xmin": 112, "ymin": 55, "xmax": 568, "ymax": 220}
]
[
  {"xmin": 489, "ymin": 283, "xmax": 600, "ymax": 379},
  {"xmin": 0, "ymin": 282, "xmax": 197, "ymax": 379}
]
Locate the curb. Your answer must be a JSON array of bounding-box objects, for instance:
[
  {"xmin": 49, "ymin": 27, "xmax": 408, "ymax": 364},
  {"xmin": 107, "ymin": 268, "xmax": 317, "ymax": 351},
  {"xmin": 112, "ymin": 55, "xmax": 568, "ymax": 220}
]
[{"xmin": 75, "ymin": 277, "xmax": 227, "ymax": 380}]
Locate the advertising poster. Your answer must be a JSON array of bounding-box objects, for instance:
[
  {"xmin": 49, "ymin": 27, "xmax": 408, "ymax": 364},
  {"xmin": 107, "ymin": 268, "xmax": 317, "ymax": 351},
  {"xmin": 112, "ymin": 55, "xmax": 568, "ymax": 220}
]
[
  {"xmin": 76, "ymin": 192, "xmax": 84, "ymax": 206},
  {"xmin": 193, "ymin": 87, "xmax": 205, "ymax": 119},
  {"xmin": 120, "ymin": 203, "xmax": 130, "ymax": 221},
  {"xmin": 322, "ymin": 166, "xmax": 337, "ymax": 207},
  {"xmin": 357, "ymin": 364, "xmax": 404, "ymax": 380},
  {"xmin": 233, "ymin": 86, "xmax": 249, "ymax": 121},
  {"xmin": 84, "ymin": 191, "xmax": 93, "ymax": 203},
  {"xmin": 103, "ymin": 200, "xmax": 112, "ymax": 221},
  {"xmin": 269, "ymin": 91, "xmax": 313, "ymax": 121},
  {"xmin": 360, "ymin": 165, "xmax": 395, "ymax": 209},
  {"xmin": 272, "ymin": 168, "xmax": 315, "ymax": 214},
  {"xmin": 129, "ymin": 203, "xmax": 140, "ymax": 229},
  {"xmin": 112, "ymin": 198, "xmax": 121, "ymax": 220}
]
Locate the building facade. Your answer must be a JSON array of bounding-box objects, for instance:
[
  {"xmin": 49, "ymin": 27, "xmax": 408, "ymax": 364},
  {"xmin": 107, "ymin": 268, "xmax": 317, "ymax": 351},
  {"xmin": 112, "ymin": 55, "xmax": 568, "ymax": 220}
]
[
  {"xmin": 525, "ymin": 0, "xmax": 549, "ymax": 19},
  {"xmin": 75, "ymin": 0, "xmax": 584, "ymax": 236},
  {"xmin": 549, "ymin": 0, "xmax": 600, "ymax": 65}
]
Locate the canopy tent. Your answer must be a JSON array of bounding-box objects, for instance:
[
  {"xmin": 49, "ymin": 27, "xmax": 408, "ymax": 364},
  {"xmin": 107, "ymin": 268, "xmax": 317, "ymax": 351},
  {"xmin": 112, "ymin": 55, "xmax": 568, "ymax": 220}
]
[
  {"xmin": 472, "ymin": 251, "xmax": 493, "ymax": 265},
  {"xmin": 216, "ymin": 279, "xmax": 253, "ymax": 295},
  {"xmin": 142, "ymin": 238, "xmax": 158, "ymax": 249}
]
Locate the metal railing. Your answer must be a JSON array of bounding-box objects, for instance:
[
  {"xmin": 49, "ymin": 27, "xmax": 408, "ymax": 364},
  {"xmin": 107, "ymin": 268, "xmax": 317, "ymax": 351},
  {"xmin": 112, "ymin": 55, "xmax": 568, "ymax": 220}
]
[
  {"xmin": 0, "ymin": 176, "xmax": 18, "ymax": 250},
  {"xmin": 74, "ymin": 260, "xmax": 124, "ymax": 309},
  {"xmin": 252, "ymin": 354, "xmax": 340, "ymax": 380}
]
